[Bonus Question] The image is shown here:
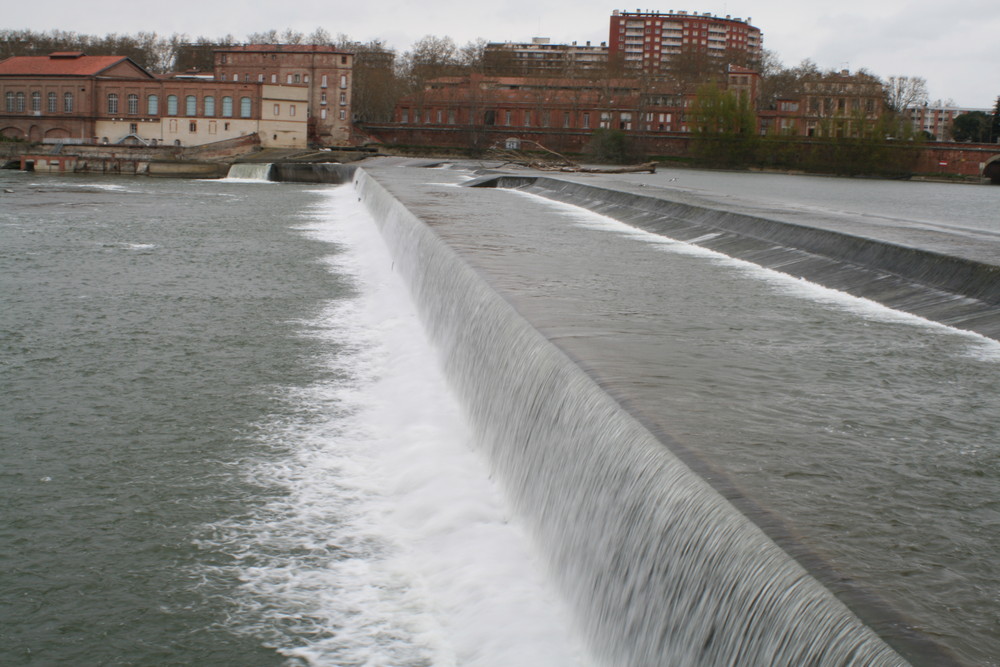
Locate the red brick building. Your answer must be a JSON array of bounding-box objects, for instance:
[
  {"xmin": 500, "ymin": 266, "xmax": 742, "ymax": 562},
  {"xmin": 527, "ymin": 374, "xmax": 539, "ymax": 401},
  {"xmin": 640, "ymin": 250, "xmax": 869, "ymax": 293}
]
[
  {"xmin": 758, "ymin": 70, "xmax": 883, "ymax": 138},
  {"xmin": 377, "ymin": 67, "xmax": 759, "ymax": 153},
  {"xmin": 0, "ymin": 52, "xmax": 153, "ymax": 143},
  {"xmin": 608, "ymin": 9, "xmax": 762, "ymax": 73},
  {"xmin": 213, "ymin": 44, "xmax": 353, "ymax": 145},
  {"xmin": 0, "ymin": 45, "xmax": 357, "ymax": 149}
]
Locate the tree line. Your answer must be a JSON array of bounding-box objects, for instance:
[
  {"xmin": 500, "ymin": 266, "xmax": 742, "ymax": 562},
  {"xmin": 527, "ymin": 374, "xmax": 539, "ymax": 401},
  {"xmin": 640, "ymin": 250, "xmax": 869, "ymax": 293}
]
[
  {"xmin": 0, "ymin": 29, "xmax": 486, "ymax": 122},
  {"xmin": 3, "ymin": 28, "xmax": 996, "ymax": 145}
]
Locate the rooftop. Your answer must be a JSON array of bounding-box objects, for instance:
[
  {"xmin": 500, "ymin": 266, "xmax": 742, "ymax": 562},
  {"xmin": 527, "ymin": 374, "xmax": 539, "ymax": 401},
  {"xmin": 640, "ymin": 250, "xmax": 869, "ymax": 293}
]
[{"xmin": 0, "ymin": 53, "xmax": 151, "ymax": 77}]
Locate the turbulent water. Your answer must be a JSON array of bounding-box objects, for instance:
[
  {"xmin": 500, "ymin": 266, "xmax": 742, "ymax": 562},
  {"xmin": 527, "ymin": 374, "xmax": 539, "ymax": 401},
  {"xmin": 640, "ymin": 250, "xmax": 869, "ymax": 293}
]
[
  {"xmin": 0, "ymin": 173, "xmax": 586, "ymax": 666},
  {"xmin": 1, "ymin": 164, "xmax": 997, "ymax": 666}
]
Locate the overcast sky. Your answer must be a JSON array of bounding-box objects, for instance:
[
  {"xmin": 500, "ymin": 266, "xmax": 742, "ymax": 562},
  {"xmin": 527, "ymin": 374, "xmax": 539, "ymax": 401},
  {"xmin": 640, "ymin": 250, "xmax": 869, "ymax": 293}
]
[{"xmin": 6, "ymin": 1, "xmax": 999, "ymax": 108}]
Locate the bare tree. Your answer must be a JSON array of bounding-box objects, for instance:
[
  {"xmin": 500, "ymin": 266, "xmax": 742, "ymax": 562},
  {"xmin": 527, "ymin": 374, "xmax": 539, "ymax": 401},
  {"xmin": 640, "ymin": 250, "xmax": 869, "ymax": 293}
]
[
  {"xmin": 334, "ymin": 35, "xmax": 401, "ymax": 123},
  {"xmin": 758, "ymin": 58, "xmax": 821, "ymax": 109},
  {"xmin": 883, "ymin": 75, "xmax": 929, "ymax": 113},
  {"xmin": 280, "ymin": 28, "xmax": 304, "ymax": 45},
  {"xmin": 459, "ymin": 38, "xmax": 488, "ymax": 73},
  {"xmin": 246, "ymin": 29, "xmax": 279, "ymax": 44},
  {"xmin": 307, "ymin": 27, "xmax": 333, "ymax": 45}
]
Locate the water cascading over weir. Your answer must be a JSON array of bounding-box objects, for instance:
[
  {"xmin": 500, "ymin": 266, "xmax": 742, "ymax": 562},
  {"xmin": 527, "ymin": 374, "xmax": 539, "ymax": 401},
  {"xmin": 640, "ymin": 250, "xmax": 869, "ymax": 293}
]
[
  {"xmin": 353, "ymin": 168, "xmax": 909, "ymax": 666},
  {"xmin": 225, "ymin": 162, "xmax": 275, "ymax": 181}
]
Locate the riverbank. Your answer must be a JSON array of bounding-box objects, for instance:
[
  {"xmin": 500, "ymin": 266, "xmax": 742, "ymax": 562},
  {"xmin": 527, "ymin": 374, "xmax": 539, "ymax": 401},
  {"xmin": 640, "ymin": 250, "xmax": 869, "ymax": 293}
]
[{"xmin": 0, "ymin": 138, "xmax": 376, "ymax": 178}]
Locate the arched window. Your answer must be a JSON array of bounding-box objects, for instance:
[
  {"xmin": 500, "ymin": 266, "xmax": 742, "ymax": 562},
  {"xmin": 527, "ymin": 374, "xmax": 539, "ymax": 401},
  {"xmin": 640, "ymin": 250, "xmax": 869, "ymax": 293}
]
[
  {"xmin": 239, "ymin": 97, "xmax": 252, "ymax": 118},
  {"xmin": 203, "ymin": 96, "xmax": 215, "ymax": 117},
  {"xmin": 5, "ymin": 92, "xmax": 14, "ymax": 112},
  {"xmin": 127, "ymin": 93, "xmax": 139, "ymax": 115},
  {"xmin": 185, "ymin": 95, "xmax": 197, "ymax": 116},
  {"xmin": 166, "ymin": 95, "xmax": 178, "ymax": 115},
  {"xmin": 63, "ymin": 92, "xmax": 74, "ymax": 112},
  {"xmin": 147, "ymin": 94, "xmax": 158, "ymax": 115},
  {"xmin": 15, "ymin": 92, "xmax": 25, "ymax": 112},
  {"xmin": 47, "ymin": 92, "xmax": 57, "ymax": 112},
  {"xmin": 31, "ymin": 91, "xmax": 41, "ymax": 111},
  {"xmin": 107, "ymin": 93, "xmax": 118, "ymax": 114},
  {"xmin": 221, "ymin": 96, "xmax": 233, "ymax": 117}
]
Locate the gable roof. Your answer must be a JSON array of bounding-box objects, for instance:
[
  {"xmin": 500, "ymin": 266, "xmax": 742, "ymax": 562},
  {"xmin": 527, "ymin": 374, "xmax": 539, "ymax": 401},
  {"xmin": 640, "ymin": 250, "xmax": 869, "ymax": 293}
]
[{"xmin": 0, "ymin": 53, "xmax": 155, "ymax": 78}]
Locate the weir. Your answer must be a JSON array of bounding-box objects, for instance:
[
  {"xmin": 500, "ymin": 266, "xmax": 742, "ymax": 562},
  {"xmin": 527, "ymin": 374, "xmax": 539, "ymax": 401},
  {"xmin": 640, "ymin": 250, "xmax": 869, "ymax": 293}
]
[
  {"xmin": 270, "ymin": 162, "xmax": 356, "ymax": 184},
  {"xmin": 225, "ymin": 162, "xmax": 274, "ymax": 181},
  {"xmin": 354, "ymin": 167, "xmax": 909, "ymax": 666},
  {"xmin": 225, "ymin": 162, "xmax": 357, "ymax": 183},
  {"xmin": 469, "ymin": 175, "xmax": 1000, "ymax": 341}
]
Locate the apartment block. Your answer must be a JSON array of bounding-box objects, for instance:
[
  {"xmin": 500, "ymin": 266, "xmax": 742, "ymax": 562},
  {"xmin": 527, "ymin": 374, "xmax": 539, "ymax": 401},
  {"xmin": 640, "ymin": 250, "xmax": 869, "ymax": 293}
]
[{"xmin": 608, "ymin": 9, "xmax": 762, "ymax": 73}]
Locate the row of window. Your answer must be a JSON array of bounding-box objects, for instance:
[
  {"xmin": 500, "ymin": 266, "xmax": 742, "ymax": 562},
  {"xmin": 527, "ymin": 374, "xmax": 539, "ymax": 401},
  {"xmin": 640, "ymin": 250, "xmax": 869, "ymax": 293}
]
[
  {"xmin": 107, "ymin": 93, "xmax": 254, "ymax": 118},
  {"xmin": 403, "ymin": 107, "xmax": 690, "ymax": 133},
  {"xmin": 402, "ymin": 107, "xmax": 645, "ymax": 130},
  {"xmin": 319, "ymin": 91, "xmax": 348, "ymax": 106},
  {"xmin": 3, "ymin": 90, "xmax": 257, "ymax": 118},
  {"xmin": 5, "ymin": 91, "xmax": 74, "ymax": 113},
  {"xmin": 216, "ymin": 72, "xmax": 348, "ymax": 89}
]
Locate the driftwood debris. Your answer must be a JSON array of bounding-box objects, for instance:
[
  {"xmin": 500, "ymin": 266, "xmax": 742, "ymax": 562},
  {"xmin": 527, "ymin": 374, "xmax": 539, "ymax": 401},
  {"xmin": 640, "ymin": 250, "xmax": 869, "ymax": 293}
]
[{"xmin": 487, "ymin": 139, "xmax": 656, "ymax": 174}]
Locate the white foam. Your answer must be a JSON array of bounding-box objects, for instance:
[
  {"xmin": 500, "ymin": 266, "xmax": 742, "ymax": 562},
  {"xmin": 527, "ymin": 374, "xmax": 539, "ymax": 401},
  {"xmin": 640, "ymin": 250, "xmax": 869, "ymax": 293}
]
[{"xmin": 199, "ymin": 185, "xmax": 592, "ymax": 666}]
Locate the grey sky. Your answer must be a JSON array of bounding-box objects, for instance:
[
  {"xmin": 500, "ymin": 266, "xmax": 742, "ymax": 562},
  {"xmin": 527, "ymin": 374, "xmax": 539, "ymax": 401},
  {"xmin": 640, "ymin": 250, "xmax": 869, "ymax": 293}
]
[{"xmin": 6, "ymin": 0, "xmax": 998, "ymax": 107}]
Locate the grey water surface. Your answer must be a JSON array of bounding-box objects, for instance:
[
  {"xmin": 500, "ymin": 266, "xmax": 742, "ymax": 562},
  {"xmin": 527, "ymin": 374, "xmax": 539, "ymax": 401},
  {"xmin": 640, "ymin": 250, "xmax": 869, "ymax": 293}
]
[
  {"xmin": 361, "ymin": 161, "xmax": 999, "ymax": 666},
  {"xmin": 0, "ymin": 174, "xmax": 351, "ymax": 665}
]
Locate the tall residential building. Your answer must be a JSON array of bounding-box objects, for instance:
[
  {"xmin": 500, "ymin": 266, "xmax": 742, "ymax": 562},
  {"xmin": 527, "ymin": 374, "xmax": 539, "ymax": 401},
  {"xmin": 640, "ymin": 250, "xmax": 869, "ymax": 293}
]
[
  {"xmin": 608, "ymin": 9, "xmax": 762, "ymax": 73},
  {"xmin": 484, "ymin": 38, "xmax": 609, "ymax": 76},
  {"xmin": 213, "ymin": 44, "xmax": 354, "ymax": 145}
]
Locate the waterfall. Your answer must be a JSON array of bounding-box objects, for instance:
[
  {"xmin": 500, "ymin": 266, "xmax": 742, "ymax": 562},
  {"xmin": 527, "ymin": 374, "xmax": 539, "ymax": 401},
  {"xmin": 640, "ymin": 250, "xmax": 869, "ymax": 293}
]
[
  {"xmin": 354, "ymin": 169, "xmax": 908, "ymax": 666},
  {"xmin": 270, "ymin": 162, "xmax": 357, "ymax": 183},
  {"xmin": 225, "ymin": 163, "xmax": 274, "ymax": 181}
]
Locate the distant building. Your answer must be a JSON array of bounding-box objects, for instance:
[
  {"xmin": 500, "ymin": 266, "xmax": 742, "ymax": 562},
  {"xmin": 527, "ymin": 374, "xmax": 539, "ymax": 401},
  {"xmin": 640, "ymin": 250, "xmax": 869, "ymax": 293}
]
[
  {"xmin": 608, "ymin": 9, "xmax": 762, "ymax": 73},
  {"xmin": 484, "ymin": 38, "xmax": 609, "ymax": 76},
  {"xmin": 213, "ymin": 44, "xmax": 354, "ymax": 145},
  {"xmin": 906, "ymin": 104, "xmax": 991, "ymax": 141},
  {"xmin": 758, "ymin": 69, "xmax": 883, "ymax": 137},
  {"xmin": 378, "ymin": 65, "xmax": 760, "ymax": 154},
  {"xmin": 1, "ymin": 44, "xmax": 357, "ymax": 149}
]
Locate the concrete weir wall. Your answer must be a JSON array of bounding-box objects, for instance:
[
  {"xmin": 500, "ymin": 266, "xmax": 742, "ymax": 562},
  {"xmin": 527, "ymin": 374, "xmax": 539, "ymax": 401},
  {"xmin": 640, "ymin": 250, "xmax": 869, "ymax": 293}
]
[
  {"xmin": 353, "ymin": 166, "xmax": 909, "ymax": 667},
  {"xmin": 270, "ymin": 162, "xmax": 357, "ymax": 184},
  {"xmin": 472, "ymin": 175, "xmax": 1000, "ymax": 340}
]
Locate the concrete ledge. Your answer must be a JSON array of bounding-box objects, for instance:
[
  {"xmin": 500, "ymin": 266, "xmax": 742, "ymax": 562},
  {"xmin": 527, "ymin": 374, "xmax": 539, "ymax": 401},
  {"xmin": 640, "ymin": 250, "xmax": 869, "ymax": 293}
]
[
  {"xmin": 473, "ymin": 175, "xmax": 1000, "ymax": 339},
  {"xmin": 270, "ymin": 162, "xmax": 358, "ymax": 183},
  {"xmin": 148, "ymin": 161, "xmax": 229, "ymax": 178}
]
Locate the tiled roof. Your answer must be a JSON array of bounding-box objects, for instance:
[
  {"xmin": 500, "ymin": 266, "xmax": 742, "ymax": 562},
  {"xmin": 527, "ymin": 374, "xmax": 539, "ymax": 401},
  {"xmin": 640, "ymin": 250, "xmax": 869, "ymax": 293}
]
[{"xmin": 0, "ymin": 54, "xmax": 145, "ymax": 77}]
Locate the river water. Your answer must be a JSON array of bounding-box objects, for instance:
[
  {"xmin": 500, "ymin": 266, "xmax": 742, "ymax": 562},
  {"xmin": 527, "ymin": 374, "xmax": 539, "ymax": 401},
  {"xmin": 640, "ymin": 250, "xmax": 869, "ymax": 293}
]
[
  {"xmin": 358, "ymin": 161, "xmax": 1000, "ymax": 667},
  {"xmin": 0, "ymin": 172, "xmax": 587, "ymax": 666},
  {"xmin": 1, "ymin": 164, "xmax": 997, "ymax": 666}
]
